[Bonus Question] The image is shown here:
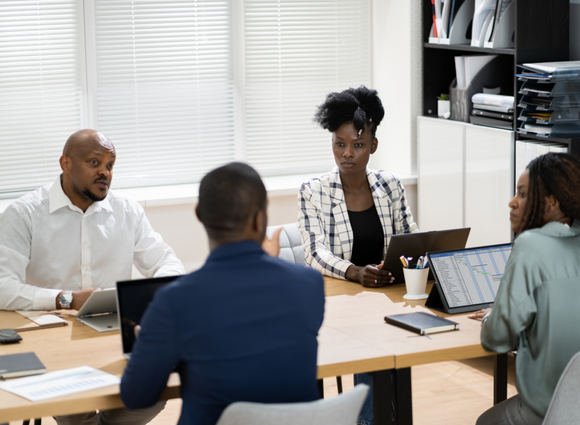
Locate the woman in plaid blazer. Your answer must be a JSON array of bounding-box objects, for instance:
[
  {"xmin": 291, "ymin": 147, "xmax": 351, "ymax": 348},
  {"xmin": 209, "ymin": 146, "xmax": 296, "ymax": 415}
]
[
  {"xmin": 298, "ymin": 86, "xmax": 419, "ymax": 425},
  {"xmin": 298, "ymin": 86, "xmax": 418, "ymax": 287}
]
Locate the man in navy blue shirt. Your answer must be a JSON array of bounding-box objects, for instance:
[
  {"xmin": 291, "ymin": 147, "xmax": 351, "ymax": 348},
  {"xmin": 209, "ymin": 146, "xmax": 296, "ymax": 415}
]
[{"xmin": 120, "ymin": 162, "xmax": 325, "ymax": 425}]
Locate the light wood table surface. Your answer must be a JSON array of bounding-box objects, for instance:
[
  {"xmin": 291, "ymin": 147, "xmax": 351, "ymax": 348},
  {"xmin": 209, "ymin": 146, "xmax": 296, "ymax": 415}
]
[{"xmin": 0, "ymin": 277, "xmax": 500, "ymax": 424}]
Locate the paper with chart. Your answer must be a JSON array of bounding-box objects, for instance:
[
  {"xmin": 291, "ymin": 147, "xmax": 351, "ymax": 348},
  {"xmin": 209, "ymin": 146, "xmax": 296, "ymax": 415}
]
[
  {"xmin": 0, "ymin": 366, "xmax": 120, "ymax": 401},
  {"xmin": 429, "ymin": 245, "xmax": 512, "ymax": 308}
]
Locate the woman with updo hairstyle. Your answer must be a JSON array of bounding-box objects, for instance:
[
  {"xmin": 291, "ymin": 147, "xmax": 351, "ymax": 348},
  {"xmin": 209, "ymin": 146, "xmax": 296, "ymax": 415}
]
[
  {"xmin": 298, "ymin": 86, "xmax": 418, "ymax": 288},
  {"xmin": 470, "ymin": 152, "xmax": 580, "ymax": 425},
  {"xmin": 298, "ymin": 86, "xmax": 418, "ymax": 425}
]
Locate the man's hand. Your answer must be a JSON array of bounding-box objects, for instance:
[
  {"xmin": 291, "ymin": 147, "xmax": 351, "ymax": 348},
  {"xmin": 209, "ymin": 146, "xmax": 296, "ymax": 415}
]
[
  {"xmin": 262, "ymin": 227, "xmax": 283, "ymax": 257},
  {"xmin": 468, "ymin": 308, "xmax": 492, "ymax": 321},
  {"xmin": 56, "ymin": 288, "xmax": 98, "ymax": 310},
  {"xmin": 345, "ymin": 263, "xmax": 394, "ymax": 287},
  {"xmin": 134, "ymin": 325, "xmax": 141, "ymax": 338}
]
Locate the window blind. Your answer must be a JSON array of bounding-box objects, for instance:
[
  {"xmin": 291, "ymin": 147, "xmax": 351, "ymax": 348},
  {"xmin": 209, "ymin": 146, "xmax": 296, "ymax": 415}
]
[
  {"xmin": 92, "ymin": 0, "xmax": 235, "ymax": 188},
  {"xmin": 0, "ymin": 0, "xmax": 83, "ymax": 195},
  {"xmin": 243, "ymin": 0, "xmax": 371, "ymax": 177}
]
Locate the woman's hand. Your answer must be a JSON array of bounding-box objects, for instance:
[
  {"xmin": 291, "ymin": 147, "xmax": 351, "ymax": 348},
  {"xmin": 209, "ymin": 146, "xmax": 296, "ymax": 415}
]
[
  {"xmin": 262, "ymin": 227, "xmax": 283, "ymax": 257},
  {"xmin": 468, "ymin": 308, "xmax": 492, "ymax": 321},
  {"xmin": 346, "ymin": 263, "xmax": 394, "ymax": 287}
]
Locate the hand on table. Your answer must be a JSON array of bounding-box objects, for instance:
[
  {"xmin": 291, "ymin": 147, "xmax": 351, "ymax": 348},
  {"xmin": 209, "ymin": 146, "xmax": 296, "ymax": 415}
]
[
  {"xmin": 262, "ymin": 227, "xmax": 283, "ymax": 257},
  {"xmin": 468, "ymin": 308, "xmax": 492, "ymax": 321},
  {"xmin": 346, "ymin": 263, "xmax": 394, "ymax": 287}
]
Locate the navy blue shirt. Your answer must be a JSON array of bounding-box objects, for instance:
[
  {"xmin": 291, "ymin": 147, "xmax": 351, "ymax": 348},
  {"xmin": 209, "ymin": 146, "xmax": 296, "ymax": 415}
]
[{"xmin": 121, "ymin": 241, "xmax": 325, "ymax": 425}]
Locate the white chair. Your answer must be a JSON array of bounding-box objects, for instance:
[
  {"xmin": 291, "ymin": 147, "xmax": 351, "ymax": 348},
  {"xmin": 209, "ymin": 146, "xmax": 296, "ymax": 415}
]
[
  {"xmin": 215, "ymin": 383, "xmax": 369, "ymax": 425},
  {"xmin": 266, "ymin": 223, "xmax": 305, "ymax": 266},
  {"xmin": 542, "ymin": 351, "xmax": 580, "ymax": 425},
  {"xmin": 266, "ymin": 222, "xmax": 345, "ymax": 394}
]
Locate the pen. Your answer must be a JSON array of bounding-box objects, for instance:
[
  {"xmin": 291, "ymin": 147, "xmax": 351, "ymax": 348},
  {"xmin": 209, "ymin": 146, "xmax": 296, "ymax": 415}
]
[
  {"xmin": 399, "ymin": 255, "xmax": 408, "ymax": 268},
  {"xmin": 416, "ymin": 256, "xmax": 423, "ymax": 269}
]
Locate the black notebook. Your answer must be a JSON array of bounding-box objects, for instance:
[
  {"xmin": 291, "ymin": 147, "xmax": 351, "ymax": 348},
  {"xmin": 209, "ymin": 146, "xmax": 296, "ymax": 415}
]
[
  {"xmin": 0, "ymin": 352, "xmax": 46, "ymax": 379},
  {"xmin": 384, "ymin": 312, "xmax": 459, "ymax": 335}
]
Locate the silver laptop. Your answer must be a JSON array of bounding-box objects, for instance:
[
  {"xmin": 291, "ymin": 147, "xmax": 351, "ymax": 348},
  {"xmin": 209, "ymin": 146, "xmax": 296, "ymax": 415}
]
[
  {"xmin": 116, "ymin": 276, "xmax": 180, "ymax": 359},
  {"xmin": 75, "ymin": 287, "xmax": 118, "ymax": 332}
]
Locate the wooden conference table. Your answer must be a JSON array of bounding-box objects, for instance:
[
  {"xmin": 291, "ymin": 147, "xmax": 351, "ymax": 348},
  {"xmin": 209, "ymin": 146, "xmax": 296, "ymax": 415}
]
[{"xmin": 0, "ymin": 277, "xmax": 506, "ymax": 424}]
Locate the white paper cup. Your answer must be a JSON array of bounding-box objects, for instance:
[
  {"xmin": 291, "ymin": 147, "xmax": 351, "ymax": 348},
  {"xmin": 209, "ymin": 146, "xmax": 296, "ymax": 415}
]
[{"xmin": 403, "ymin": 267, "xmax": 429, "ymax": 300}]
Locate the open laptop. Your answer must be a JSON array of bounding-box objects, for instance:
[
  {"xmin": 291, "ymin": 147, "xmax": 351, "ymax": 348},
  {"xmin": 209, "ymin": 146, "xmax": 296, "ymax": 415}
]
[
  {"xmin": 116, "ymin": 275, "xmax": 180, "ymax": 359},
  {"xmin": 75, "ymin": 287, "xmax": 118, "ymax": 332},
  {"xmin": 383, "ymin": 228, "xmax": 471, "ymax": 283},
  {"xmin": 425, "ymin": 243, "xmax": 513, "ymax": 314}
]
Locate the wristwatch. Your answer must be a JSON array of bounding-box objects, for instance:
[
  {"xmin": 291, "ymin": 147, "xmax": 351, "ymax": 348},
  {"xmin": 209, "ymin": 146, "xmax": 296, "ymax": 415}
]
[{"xmin": 58, "ymin": 291, "xmax": 73, "ymax": 309}]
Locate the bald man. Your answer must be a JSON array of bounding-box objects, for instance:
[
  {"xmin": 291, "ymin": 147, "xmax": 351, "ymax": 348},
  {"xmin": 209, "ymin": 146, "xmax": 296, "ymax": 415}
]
[{"xmin": 0, "ymin": 129, "xmax": 184, "ymax": 311}]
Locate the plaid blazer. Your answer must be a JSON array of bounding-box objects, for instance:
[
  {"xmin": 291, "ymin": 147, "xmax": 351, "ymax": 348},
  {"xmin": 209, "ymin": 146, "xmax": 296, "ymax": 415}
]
[{"xmin": 297, "ymin": 167, "xmax": 418, "ymax": 279}]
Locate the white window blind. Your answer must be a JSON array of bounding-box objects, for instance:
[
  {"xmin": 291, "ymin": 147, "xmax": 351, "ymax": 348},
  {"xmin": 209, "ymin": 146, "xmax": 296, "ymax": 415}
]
[
  {"xmin": 0, "ymin": 0, "xmax": 83, "ymax": 195},
  {"xmin": 0, "ymin": 0, "xmax": 372, "ymax": 196},
  {"xmin": 243, "ymin": 0, "xmax": 371, "ymax": 176},
  {"xmin": 92, "ymin": 0, "xmax": 235, "ymax": 188}
]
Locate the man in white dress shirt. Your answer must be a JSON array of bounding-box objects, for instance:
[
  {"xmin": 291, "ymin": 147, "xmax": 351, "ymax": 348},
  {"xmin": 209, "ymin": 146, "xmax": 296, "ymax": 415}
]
[
  {"xmin": 0, "ymin": 129, "xmax": 184, "ymax": 424},
  {"xmin": 0, "ymin": 129, "xmax": 184, "ymax": 311}
]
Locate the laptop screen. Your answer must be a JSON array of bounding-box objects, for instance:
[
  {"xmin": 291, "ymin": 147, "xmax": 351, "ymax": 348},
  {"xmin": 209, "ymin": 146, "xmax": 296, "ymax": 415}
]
[
  {"xmin": 428, "ymin": 244, "xmax": 512, "ymax": 309},
  {"xmin": 116, "ymin": 275, "xmax": 180, "ymax": 356}
]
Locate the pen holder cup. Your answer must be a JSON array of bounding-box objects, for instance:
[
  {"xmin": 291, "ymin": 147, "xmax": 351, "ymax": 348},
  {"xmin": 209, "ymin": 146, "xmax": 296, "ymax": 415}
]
[{"xmin": 403, "ymin": 267, "xmax": 429, "ymax": 300}]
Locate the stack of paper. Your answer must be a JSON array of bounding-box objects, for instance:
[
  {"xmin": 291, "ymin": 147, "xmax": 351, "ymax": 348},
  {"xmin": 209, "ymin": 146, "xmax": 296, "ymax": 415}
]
[{"xmin": 470, "ymin": 93, "xmax": 514, "ymax": 130}]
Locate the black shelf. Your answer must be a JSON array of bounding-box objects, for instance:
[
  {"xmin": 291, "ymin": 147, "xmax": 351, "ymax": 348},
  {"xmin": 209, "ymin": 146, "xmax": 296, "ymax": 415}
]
[
  {"xmin": 516, "ymin": 133, "xmax": 580, "ymax": 157},
  {"xmin": 424, "ymin": 43, "xmax": 515, "ymax": 56},
  {"xmin": 421, "ymin": 0, "xmax": 569, "ymax": 133}
]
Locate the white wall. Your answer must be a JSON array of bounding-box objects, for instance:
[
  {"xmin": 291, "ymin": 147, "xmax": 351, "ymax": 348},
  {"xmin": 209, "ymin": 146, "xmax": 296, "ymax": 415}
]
[{"xmin": 370, "ymin": 0, "xmax": 421, "ymax": 176}]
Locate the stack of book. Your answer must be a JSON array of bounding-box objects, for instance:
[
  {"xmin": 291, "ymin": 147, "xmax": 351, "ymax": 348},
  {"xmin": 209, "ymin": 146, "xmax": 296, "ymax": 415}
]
[
  {"xmin": 469, "ymin": 93, "xmax": 514, "ymax": 130},
  {"xmin": 517, "ymin": 61, "xmax": 580, "ymax": 138}
]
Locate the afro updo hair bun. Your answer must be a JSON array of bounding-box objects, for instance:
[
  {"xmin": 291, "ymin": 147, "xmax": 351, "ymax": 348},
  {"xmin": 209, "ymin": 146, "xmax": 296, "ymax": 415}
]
[{"xmin": 314, "ymin": 86, "xmax": 385, "ymax": 135}]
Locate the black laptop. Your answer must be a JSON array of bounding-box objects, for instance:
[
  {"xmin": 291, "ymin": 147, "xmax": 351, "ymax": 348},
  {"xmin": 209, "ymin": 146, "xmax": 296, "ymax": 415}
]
[
  {"xmin": 425, "ymin": 243, "xmax": 513, "ymax": 314},
  {"xmin": 116, "ymin": 275, "xmax": 180, "ymax": 359},
  {"xmin": 383, "ymin": 228, "xmax": 471, "ymax": 283}
]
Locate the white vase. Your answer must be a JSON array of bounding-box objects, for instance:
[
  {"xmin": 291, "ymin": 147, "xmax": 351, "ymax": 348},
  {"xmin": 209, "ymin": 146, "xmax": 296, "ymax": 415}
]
[{"xmin": 437, "ymin": 99, "xmax": 451, "ymax": 119}]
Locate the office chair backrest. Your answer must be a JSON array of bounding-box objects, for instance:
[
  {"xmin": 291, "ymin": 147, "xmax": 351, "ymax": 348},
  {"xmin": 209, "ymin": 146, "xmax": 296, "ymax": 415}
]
[
  {"xmin": 543, "ymin": 351, "xmax": 580, "ymax": 425},
  {"xmin": 215, "ymin": 383, "xmax": 369, "ymax": 425},
  {"xmin": 266, "ymin": 222, "xmax": 305, "ymax": 266}
]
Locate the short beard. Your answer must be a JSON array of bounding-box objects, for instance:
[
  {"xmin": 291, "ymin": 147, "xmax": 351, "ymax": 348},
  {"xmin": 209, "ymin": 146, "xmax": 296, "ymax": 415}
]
[{"xmin": 82, "ymin": 188, "xmax": 107, "ymax": 202}]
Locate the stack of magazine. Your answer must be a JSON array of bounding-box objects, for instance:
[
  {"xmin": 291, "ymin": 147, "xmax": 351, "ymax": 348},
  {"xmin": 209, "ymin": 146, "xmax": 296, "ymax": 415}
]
[
  {"xmin": 517, "ymin": 61, "xmax": 580, "ymax": 138},
  {"xmin": 470, "ymin": 93, "xmax": 514, "ymax": 130}
]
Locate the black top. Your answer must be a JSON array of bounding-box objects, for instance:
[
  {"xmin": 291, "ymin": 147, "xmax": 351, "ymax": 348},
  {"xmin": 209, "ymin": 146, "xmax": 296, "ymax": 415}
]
[{"xmin": 347, "ymin": 205, "xmax": 384, "ymax": 267}]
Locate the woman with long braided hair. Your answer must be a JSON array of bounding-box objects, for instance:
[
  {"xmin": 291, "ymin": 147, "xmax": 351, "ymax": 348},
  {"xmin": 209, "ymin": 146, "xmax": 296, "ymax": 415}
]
[{"xmin": 471, "ymin": 152, "xmax": 580, "ymax": 425}]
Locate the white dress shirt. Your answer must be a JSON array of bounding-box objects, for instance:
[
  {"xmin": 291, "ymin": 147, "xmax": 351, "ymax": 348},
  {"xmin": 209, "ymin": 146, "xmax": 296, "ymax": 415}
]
[{"xmin": 0, "ymin": 177, "xmax": 185, "ymax": 311}]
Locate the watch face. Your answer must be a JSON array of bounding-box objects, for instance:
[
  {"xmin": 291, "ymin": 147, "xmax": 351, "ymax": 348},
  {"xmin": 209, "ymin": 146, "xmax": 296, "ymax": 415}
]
[{"xmin": 60, "ymin": 292, "xmax": 73, "ymax": 308}]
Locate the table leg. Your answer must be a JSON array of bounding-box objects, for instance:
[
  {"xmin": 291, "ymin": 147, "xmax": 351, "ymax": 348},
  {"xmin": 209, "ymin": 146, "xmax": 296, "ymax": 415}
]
[
  {"xmin": 373, "ymin": 370, "xmax": 395, "ymax": 425},
  {"xmin": 494, "ymin": 353, "xmax": 508, "ymax": 404},
  {"xmin": 317, "ymin": 379, "xmax": 324, "ymax": 398},
  {"xmin": 394, "ymin": 368, "xmax": 413, "ymax": 425}
]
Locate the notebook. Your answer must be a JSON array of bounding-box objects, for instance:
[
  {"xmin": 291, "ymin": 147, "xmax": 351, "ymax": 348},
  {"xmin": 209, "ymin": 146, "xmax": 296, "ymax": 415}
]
[
  {"xmin": 383, "ymin": 228, "xmax": 471, "ymax": 283},
  {"xmin": 75, "ymin": 287, "xmax": 118, "ymax": 332},
  {"xmin": 384, "ymin": 312, "xmax": 459, "ymax": 335},
  {"xmin": 426, "ymin": 243, "xmax": 513, "ymax": 314},
  {"xmin": 0, "ymin": 352, "xmax": 46, "ymax": 379},
  {"xmin": 116, "ymin": 275, "xmax": 180, "ymax": 359}
]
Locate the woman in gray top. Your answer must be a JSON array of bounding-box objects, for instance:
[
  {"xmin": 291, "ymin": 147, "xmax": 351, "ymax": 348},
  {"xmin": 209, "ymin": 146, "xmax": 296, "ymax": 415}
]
[{"xmin": 472, "ymin": 152, "xmax": 580, "ymax": 425}]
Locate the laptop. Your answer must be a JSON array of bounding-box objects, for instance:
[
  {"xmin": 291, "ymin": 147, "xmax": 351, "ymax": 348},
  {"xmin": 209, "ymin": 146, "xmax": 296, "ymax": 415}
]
[
  {"xmin": 116, "ymin": 275, "xmax": 180, "ymax": 359},
  {"xmin": 425, "ymin": 243, "xmax": 513, "ymax": 314},
  {"xmin": 75, "ymin": 287, "xmax": 118, "ymax": 332},
  {"xmin": 383, "ymin": 228, "xmax": 471, "ymax": 284}
]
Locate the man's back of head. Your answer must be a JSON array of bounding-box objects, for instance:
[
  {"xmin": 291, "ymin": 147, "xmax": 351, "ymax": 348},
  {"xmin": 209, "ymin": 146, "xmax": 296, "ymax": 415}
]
[{"xmin": 196, "ymin": 162, "xmax": 268, "ymax": 248}]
